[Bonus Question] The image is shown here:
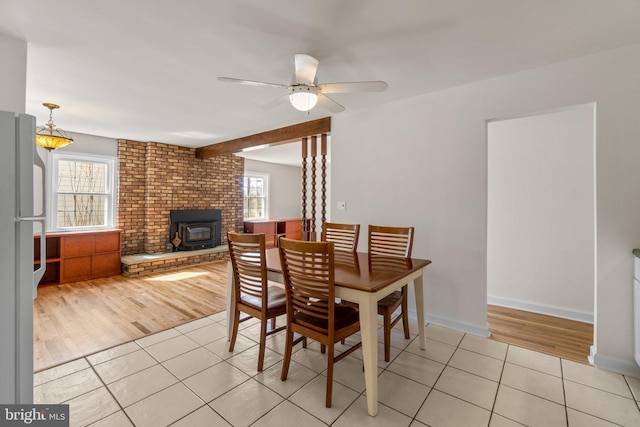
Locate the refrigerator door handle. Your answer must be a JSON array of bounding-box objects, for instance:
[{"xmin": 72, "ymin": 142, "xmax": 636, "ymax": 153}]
[{"xmin": 15, "ymin": 216, "xmax": 46, "ymax": 286}]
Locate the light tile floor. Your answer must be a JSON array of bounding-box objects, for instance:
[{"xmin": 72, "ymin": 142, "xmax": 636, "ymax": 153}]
[{"xmin": 34, "ymin": 311, "xmax": 640, "ymax": 427}]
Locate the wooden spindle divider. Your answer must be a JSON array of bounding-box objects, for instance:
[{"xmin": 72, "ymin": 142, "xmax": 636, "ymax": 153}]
[
  {"xmin": 301, "ymin": 137, "xmax": 308, "ymax": 240},
  {"xmin": 310, "ymin": 135, "xmax": 317, "ymax": 240},
  {"xmin": 321, "ymin": 134, "xmax": 327, "ymax": 228}
]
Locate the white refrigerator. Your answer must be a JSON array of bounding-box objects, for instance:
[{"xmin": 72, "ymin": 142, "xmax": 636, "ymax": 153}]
[{"xmin": 0, "ymin": 110, "xmax": 46, "ymax": 404}]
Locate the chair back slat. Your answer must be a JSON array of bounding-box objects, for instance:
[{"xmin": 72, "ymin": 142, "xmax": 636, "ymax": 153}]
[
  {"xmin": 368, "ymin": 225, "xmax": 415, "ymax": 363},
  {"xmin": 279, "ymin": 238, "xmax": 335, "ymax": 331},
  {"xmin": 322, "ymin": 222, "xmax": 360, "ymax": 252},
  {"xmin": 228, "ymin": 232, "xmax": 268, "ymax": 304},
  {"xmin": 228, "ymin": 232, "xmax": 288, "ymax": 372},
  {"xmin": 368, "ymin": 225, "xmax": 414, "ymax": 258},
  {"xmin": 278, "ymin": 239, "xmax": 361, "ymax": 409}
]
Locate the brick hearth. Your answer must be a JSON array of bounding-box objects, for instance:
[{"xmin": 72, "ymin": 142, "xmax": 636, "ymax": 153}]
[{"xmin": 120, "ymin": 246, "xmax": 228, "ymax": 276}]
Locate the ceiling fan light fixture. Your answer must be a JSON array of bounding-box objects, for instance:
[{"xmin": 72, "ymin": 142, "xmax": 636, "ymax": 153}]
[
  {"xmin": 289, "ymin": 86, "xmax": 318, "ymax": 111},
  {"xmin": 36, "ymin": 103, "xmax": 73, "ymax": 151},
  {"xmin": 219, "ymin": 54, "xmax": 387, "ymax": 113}
]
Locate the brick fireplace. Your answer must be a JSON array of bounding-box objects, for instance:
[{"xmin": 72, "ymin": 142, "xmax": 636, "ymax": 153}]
[{"xmin": 117, "ymin": 139, "xmax": 243, "ymax": 273}]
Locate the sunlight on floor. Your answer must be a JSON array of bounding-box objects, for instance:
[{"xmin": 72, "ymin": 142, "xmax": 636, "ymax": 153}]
[{"xmin": 145, "ymin": 271, "xmax": 210, "ymax": 281}]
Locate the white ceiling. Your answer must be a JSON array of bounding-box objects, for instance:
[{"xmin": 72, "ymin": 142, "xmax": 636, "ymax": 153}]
[{"xmin": 2, "ymin": 0, "xmax": 640, "ymax": 164}]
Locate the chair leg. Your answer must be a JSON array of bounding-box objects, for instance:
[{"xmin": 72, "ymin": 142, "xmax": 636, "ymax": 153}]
[
  {"xmin": 257, "ymin": 317, "xmax": 268, "ymax": 371},
  {"xmin": 229, "ymin": 308, "xmax": 241, "ymax": 352},
  {"xmin": 325, "ymin": 342, "xmax": 334, "ymax": 408},
  {"xmin": 281, "ymin": 328, "xmax": 294, "ymax": 381},
  {"xmin": 321, "ymin": 344, "xmax": 326, "ymax": 354},
  {"xmin": 271, "ymin": 317, "xmax": 276, "ymax": 330},
  {"xmin": 384, "ymin": 311, "xmax": 392, "ymax": 362},
  {"xmin": 401, "ymin": 287, "xmax": 410, "ymax": 339}
]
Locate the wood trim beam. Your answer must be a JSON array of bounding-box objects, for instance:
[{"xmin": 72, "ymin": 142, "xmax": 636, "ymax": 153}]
[{"xmin": 195, "ymin": 117, "xmax": 331, "ymax": 159}]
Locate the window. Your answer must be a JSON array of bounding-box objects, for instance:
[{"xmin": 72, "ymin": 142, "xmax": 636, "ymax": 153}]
[
  {"xmin": 48, "ymin": 152, "xmax": 117, "ymax": 231},
  {"xmin": 243, "ymin": 172, "xmax": 269, "ymax": 220}
]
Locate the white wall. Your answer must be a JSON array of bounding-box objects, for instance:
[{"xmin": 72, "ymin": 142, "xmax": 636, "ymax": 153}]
[
  {"xmin": 0, "ymin": 33, "xmax": 27, "ymax": 113},
  {"xmin": 487, "ymin": 107, "xmax": 595, "ymax": 323},
  {"xmin": 243, "ymin": 158, "xmax": 302, "ymax": 219},
  {"xmin": 331, "ymin": 42, "xmax": 640, "ymax": 376},
  {"xmin": 62, "ymin": 131, "xmax": 118, "ymax": 157}
]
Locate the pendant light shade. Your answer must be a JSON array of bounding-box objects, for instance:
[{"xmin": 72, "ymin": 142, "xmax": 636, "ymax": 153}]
[{"xmin": 36, "ymin": 103, "xmax": 73, "ymax": 151}]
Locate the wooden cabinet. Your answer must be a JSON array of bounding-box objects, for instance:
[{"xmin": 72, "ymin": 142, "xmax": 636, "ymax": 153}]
[
  {"xmin": 244, "ymin": 219, "xmax": 310, "ymax": 248},
  {"xmin": 244, "ymin": 220, "xmax": 277, "ymax": 247},
  {"xmin": 34, "ymin": 235, "xmax": 61, "ymax": 285},
  {"xmin": 34, "ymin": 229, "xmax": 122, "ymax": 285}
]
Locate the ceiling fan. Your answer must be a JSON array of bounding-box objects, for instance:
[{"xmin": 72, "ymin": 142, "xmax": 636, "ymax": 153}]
[{"xmin": 218, "ymin": 54, "xmax": 388, "ymax": 113}]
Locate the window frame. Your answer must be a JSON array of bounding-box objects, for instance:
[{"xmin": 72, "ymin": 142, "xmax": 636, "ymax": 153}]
[
  {"xmin": 243, "ymin": 171, "xmax": 269, "ymax": 220},
  {"xmin": 47, "ymin": 151, "xmax": 117, "ymax": 232}
]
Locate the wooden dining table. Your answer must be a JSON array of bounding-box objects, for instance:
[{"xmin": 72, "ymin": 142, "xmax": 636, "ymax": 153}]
[{"xmin": 226, "ymin": 248, "xmax": 432, "ymax": 416}]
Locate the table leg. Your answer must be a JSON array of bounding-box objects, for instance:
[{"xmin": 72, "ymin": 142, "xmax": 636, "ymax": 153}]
[
  {"xmin": 226, "ymin": 261, "xmax": 234, "ymax": 341},
  {"xmin": 359, "ymin": 294, "xmax": 379, "ymax": 416},
  {"xmin": 414, "ymin": 272, "xmax": 426, "ymax": 349}
]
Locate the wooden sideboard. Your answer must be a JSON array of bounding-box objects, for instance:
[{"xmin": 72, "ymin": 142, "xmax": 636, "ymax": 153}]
[
  {"xmin": 34, "ymin": 229, "xmax": 122, "ymax": 285},
  {"xmin": 243, "ymin": 218, "xmax": 310, "ymax": 248}
]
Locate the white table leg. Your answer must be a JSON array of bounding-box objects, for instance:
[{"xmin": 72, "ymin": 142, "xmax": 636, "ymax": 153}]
[
  {"xmin": 413, "ymin": 272, "xmax": 426, "ymax": 349},
  {"xmin": 226, "ymin": 261, "xmax": 234, "ymax": 341},
  {"xmin": 359, "ymin": 294, "xmax": 379, "ymax": 416}
]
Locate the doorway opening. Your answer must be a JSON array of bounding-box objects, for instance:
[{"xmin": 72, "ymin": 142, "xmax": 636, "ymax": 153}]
[{"xmin": 486, "ymin": 104, "xmax": 596, "ymax": 363}]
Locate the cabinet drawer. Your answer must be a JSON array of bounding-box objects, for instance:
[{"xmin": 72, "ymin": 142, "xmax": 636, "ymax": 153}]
[
  {"xmin": 285, "ymin": 220, "xmax": 303, "ymax": 232},
  {"xmin": 92, "ymin": 252, "xmax": 122, "ymax": 276},
  {"xmin": 62, "ymin": 235, "xmax": 95, "ymax": 257},
  {"xmin": 247, "ymin": 222, "xmax": 275, "ymax": 234},
  {"xmin": 62, "ymin": 256, "xmax": 92, "ymax": 281},
  {"xmin": 95, "ymin": 232, "xmax": 120, "ymax": 253}
]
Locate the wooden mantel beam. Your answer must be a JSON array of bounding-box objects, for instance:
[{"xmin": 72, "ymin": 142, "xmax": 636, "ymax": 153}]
[{"xmin": 195, "ymin": 117, "xmax": 331, "ymax": 159}]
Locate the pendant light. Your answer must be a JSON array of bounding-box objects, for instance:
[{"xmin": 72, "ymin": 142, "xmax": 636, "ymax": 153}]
[{"xmin": 36, "ymin": 103, "xmax": 73, "ymax": 150}]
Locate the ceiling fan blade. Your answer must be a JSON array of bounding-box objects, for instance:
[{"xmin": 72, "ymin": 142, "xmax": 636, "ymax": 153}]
[
  {"xmin": 262, "ymin": 94, "xmax": 289, "ymax": 110},
  {"xmin": 218, "ymin": 77, "xmax": 287, "ymax": 89},
  {"xmin": 294, "ymin": 54, "xmax": 319, "ymax": 85},
  {"xmin": 317, "ymin": 93, "xmax": 345, "ymax": 113},
  {"xmin": 318, "ymin": 81, "xmax": 388, "ymax": 93}
]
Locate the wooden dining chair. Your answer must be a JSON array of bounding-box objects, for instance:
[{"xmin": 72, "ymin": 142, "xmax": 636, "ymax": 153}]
[
  {"xmin": 321, "ymin": 222, "xmax": 361, "ymax": 252},
  {"xmin": 227, "ymin": 232, "xmax": 287, "ymax": 371},
  {"xmin": 278, "ymin": 238, "xmax": 362, "ymax": 408},
  {"xmin": 369, "ymin": 225, "xmax": 415, "ymax": 362}
]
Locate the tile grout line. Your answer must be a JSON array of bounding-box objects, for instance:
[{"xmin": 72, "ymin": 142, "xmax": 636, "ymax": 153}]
[
  {"xmin": 403, "ymin": 326, "xmax": 464, "ymax": 426},
  {"xmin": 486, "ymin": 342, "xmax": 508, "ymax": 426},
  {"xmin": 89, "ymin": 321, "xmax": 222, "ymax": 426},
  {"xmin": 37, "ymin": 314, "xmax": 640, "ymax": 426},
  {"xmin": 85, "ymin": 356, "xmax": 136, "ymax": 427}
]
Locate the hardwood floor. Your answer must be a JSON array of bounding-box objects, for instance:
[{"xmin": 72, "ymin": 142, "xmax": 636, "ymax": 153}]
[
  {"xmin": 488, "ymin": 304, "xmax": 593, "ymax": 364},
  {"xmin": 33, "ymin": 262, "xmax": 594, "ymax": 372},
  {"xmin": 33, "ymin": 261, "xmax": 228, "ymax": 372}
]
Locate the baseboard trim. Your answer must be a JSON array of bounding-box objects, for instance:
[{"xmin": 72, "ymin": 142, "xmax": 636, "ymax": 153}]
[
  {"xmin": 589, "ymin": 345, "xmax": 640, "ymax": 377},
  {"xmin": 423, "ymin": 312, "xmax": 491, "ymax": 338},
  {"xmin": 488, "ymin": 295, "xmax": 594, "ymax": 324}
]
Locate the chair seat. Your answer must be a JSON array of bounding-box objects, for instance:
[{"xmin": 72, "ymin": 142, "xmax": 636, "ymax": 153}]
[
  {"xmin": 296, "ymin": 303, "xmax": 360, "ymax": 330},
  {"xmin": 240, "ymin": 283, "xmax": 286, "ymax": 310},
  {"xmin": 377, "ymin": 290, "xmax": 402, "ymax": 309}
]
